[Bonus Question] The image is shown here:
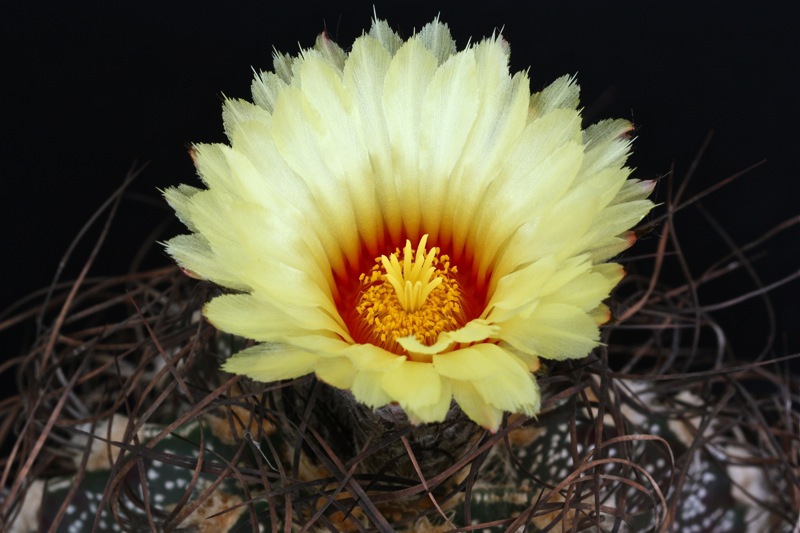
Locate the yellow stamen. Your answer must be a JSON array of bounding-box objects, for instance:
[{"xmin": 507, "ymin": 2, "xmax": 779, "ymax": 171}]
[{"xmin": 355, "ymin": 235, "xmax": 465, "ymax": 354}]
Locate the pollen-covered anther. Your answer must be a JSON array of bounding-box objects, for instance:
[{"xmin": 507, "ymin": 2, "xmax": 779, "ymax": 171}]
[{"xmin": 355, "ymin": 235, "xmax": 466, "ymax": 354}]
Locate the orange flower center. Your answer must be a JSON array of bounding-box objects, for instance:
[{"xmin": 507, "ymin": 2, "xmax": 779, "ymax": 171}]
[{"xmin": 353, "ymin": 235, "xmax": 468, "ymax": 354}]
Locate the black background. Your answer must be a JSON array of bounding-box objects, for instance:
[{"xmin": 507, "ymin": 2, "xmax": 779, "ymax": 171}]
[{"xmin": 2, "ymin": 1, "xmax": 798, "ymax": 361}]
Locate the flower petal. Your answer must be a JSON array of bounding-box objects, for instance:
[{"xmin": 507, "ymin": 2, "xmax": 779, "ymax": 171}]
[
  {"xmin": 548, "ymin": 265, "xmax": 623, "ymax": 312},
  {"xmin": 433, "ymin": 343, "xmax": 527, "ymax": 381},
  {"xmin": 204, "ymin": 293, "xmax": 351, "ymax": 342},
  {"xmin": 351, "ymin": 371, "xmax": 394, "ymax": 408},
  {"xmin": 369, "ymin": 18, "xmax": 403, "ymax": 55},
  {"xmin": 285, "ymin": 334, "xmax": 353, "ymax": 356},
  {"xmin": 164, "ymin": 233, "xmax": 248, "ymax": 292},
  {"xmin": 171, "ymin": 148, "xmax": 340, "ymax": 291},
  {"xmin": 485, "ymin": 256, "xmax": 558, "ymax": 321},
  {"xmin": 211, "ymin": 117, "xmax": 347, "ymax": 276},
  {"xmin": 491, "ymin": 180, "xmax": 602, "ymax": 283},
  {"xmin": 419, "ymin": 47, "xmax": 479, "ymax": 241},
  {"xmin": 447, "ymin": 38, "xmax": 530, "ymax": 252},
  {"xmin": 271, "ymin": 84, "xmax": 361, "ymax": 265},
  {"xmin": 407, "ymin": 378, "xmax": 453, "ymax": 424},
  {"xmin": 501, "ymin": 302, "xmax": 602, "ymax": 359},
  {"xmin": 179, "ymin": 192, "xmax": 336, "ymax": 310},
  {"xmin": 251, "ymin": 70, "xmax": 287, "ymax": 113},
  {"xmin": 451, "ymin": 380, "xmax": 504, "ymax": 431},
  {"xmin": 476, "ymin": 137, "xmax": 584, "ymax": 281},
  {"xmin": 580, "ymin": 200, "xmax": 654, "ymax": 252},
  {"xmin": 313, "ymin": 32, "xmax": 347, "ymax": 71},
  {"xmin": 580, "ymin": 118, "xmax": 634, "ymax": 179},
  {"xmin": 381, "ymin": 361, "xmax": 450, "ymax": 423},
  {"xmin": 469, "ymin": 370, "xmax": 540, "ymax": 418},
  {"xmin": 530, "ymin": 74, "xmax": 580, "ymax": 115},
  {"xmin": 437, "ymin": 345, "xmax": 540, "ymax": 422},
  {"xmin": 343, "ymin": 35, "xmax": 398, "ymax": 247},
  {"xmin": 298, "ymin": 55, "xmax": 384, "ymax": 253},
  {"xmin": 416, "ymin": 18, "xmax": 457, "ymax": 64},
  {"xmin": 396, "ymin": 319, "xmax": 499, "ymax": 356},
  {"xmin": 345, "ymin": 344, "xmax": 407, "ymax": 372},
  {"xmin": 382, "ymin": 37, "xmax": 438, "ymax": 239},
  {"xmin": 222, "ymin": 343, "xmax": 319, "ymax": 381},
  {"xmin": 612, "ymin": 179, "xmax": 657, "ymax": 206},
  {"xmin": 315, "ymin": 356, "xmax": 356, "ymax": 389}
]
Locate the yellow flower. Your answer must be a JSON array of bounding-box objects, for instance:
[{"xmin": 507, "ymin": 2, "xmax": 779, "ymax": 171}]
[{"xmin": 164, "ymin": 18, "xmax": 654, "ymax": 431}]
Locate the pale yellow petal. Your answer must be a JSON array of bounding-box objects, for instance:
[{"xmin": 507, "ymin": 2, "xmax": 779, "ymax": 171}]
[
  {"xmin": 433, "ymin": 343, "xmax": 528, "ymax": 381},
  {"xmin": 577, "ymin": 166, "xmax": 631, "ymax": 211},
  {"xmin": 351, "ymin": 371, "xmax": 394, "ymax": 408},
  {"xmin": 369, "ymin": 18, "xmax": 403, "ymax": 55},
  {"xmin": 397, "ymin": 319, "xmax": 498, "ymax": 356},
  {"xmin": 345, "ymin": 343, "xmax": 406, "ymax": 372},
  {"xmin": 164, "ymin": 234, "xmax": 249, "ymax": 291},
  {"xmin": 272, "ymin": 50, "xmax": 295, "ymax": 83},
  {"xmin": 405, "ymin": 378, "xmax": 453, "ymax": 424},
  {"xmin": 251, "ymin": 70, "xmax": 287, "ymax": 112},
  {"xmin": 590, "ymin": 303, "xmax": 612, "ymax": 325},
  {"xmin": 222, "ymin": 343, "xmax": 319, "ymax": 381},
  {"xmin": 593, "ymin": 262, "xmax": 627, "ymax": 283},
  {"xmin": 180, "ymin": 191, "xmax": 338, "ymax": 316},
  {"xmin": 416, "ymin": 18, "xmax": 457, "ymax": 64},
  {"xmin": 190, "ymin": 142, "xmax": 339, "ymax": 284},
  {"xmin": 382, "ymin": 37, "xmax": 438, "ymax": 239},
  {"xmin": 470, "ymin": 370, "xmax": 540, "ymax": 418},
  {"xmin": 611, "ymin": 179, "xmax": 657, "ymax": 205},
  {"xmin": 313, "ymin": 32, "xmax": 346, "ymax": 71},
  {"xmin": 488, "ymin": 178, "xmax": 599, "ymax": 286},
  {"xmin": 440, "ymin": 345, "xmax": 540, "ymax": 418},
  {"xmin": 193, "ymin": 143, "xmax": 276, "ymax": 208},
  {"xmin": 204, "ymin": 293, "xmax": 349, "ymax": 341},
  {"xmin": 271, "ymin": 84, "xmax": 361, "ymax": 265},
  {"xmin": 187, "ymin": 142, "xmax": 238, "ymax": 196},
  {"xmin": 529, "ymin": 74, "xmax": 580, "ymax": 116},
  {"xmin": 487, "ymin": 255, "xmax": 604, "ymax": 323},
  {"xmin": 451, "ymin": 381, "xmax": 504, "ymax": 431},
  {"xmin": 579, "ymin": 118, "xmax": 634, "ymax": 180},
  {"xmin": 502, "ymin": 343, "xmax": 541, "ymax": 373},
  {"xmin": 343, "ymin": 35, "xmax": 398, "ymax": 244},
  {"xmin": 542, "ymin": 267, "xmax": 623, "ymax": 312},
  {"xmin": 536, "ymin": 256, "xmax": 595, "ymax": 296},
  {"xmin": 162, "ymin": 184, "xmax": 202, "ymax": 232},
  {"xmin": 502, "ymin": 108, "xmax": 583, "ymax": 183},
  {"xmin": 589, "ymin": 234, "xmax": 637, "ymax": 263},
  {"xmin": 286, "ymin": 334, "xmax": 353, "ymax": 356},
  {"xmin": 501, "ymin": 303, "xmax": 601, "ymax": 359},
  {"xmin": 583, "ymin": 200, "xmax": 654, "ymax": 247},
  {"xmin": 222, "ymin": 98, "xmax": 272, "ymax": 143},
  {"xmin": 475, "ymin": 137, "xmax": 584, "ymax": 280},
  {"xmin": 523, "ymin": 182, "xmax": 602, "ymax": 258},
  {"xmin": 396, "ymin": 336, "xmax": 450, "ymax": 358},
  {"xmin": 380, "ymin": 361, "xmax": 444, "ymax": 417},
  {"xmin": 297, "ymin": 55, "xmax": 383, "ymax": 253},
  {"xmin": 217, "ymin": 111, "xmax": 345, "ymax": 277},
  {"xmin": 441, "ymin": 319, "xmax": 501, "ymax": 344},
  {"xmin": 484, "ymin": 256, "xmax": 558, "ymax": 321},
  {"xmin": 315, "ymin": 356, "xmax": 356, "ymax": 389},
  {"xmin": 446, "ymin": 39, "xmax": 529, "ymax": 252},
  {"xmin": 418, "ymin": 48, "xmax": 479, "ymax": 241}
]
